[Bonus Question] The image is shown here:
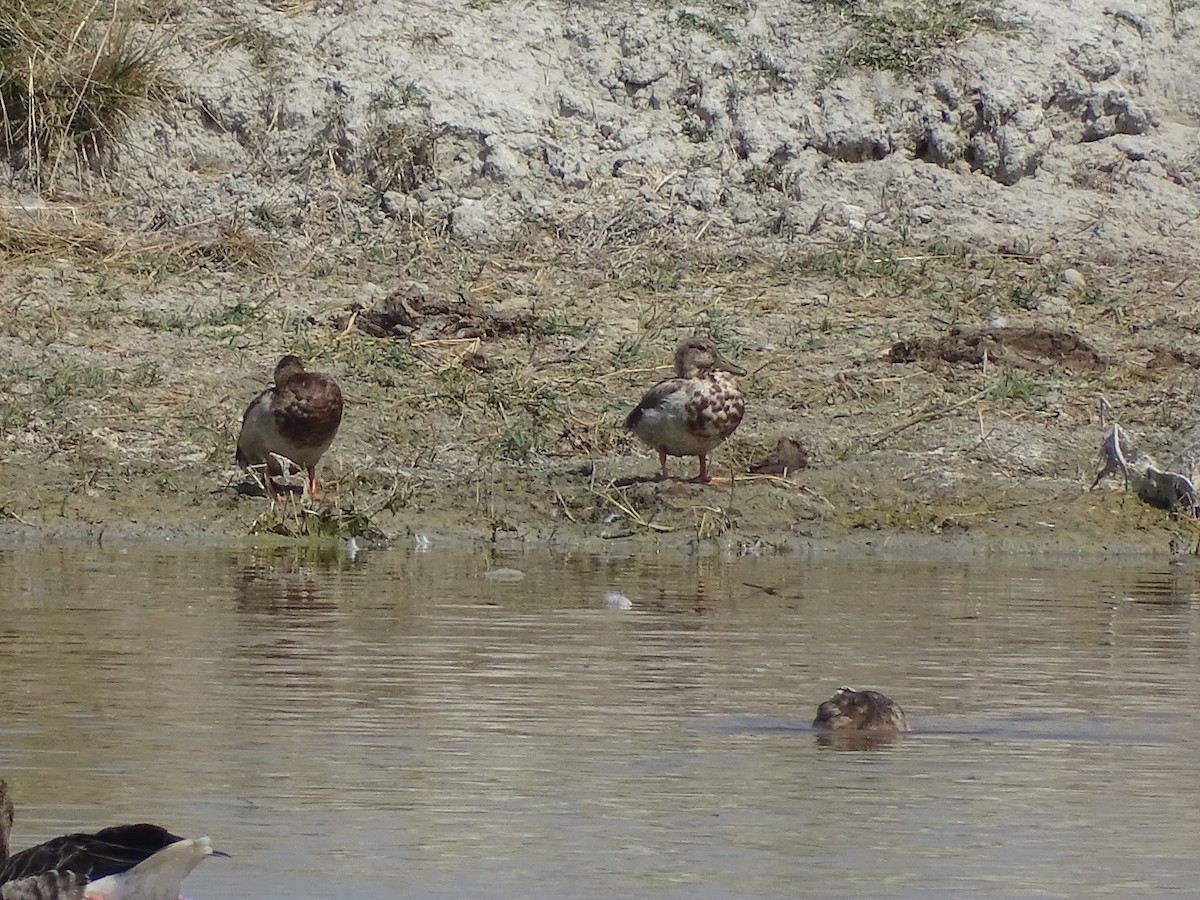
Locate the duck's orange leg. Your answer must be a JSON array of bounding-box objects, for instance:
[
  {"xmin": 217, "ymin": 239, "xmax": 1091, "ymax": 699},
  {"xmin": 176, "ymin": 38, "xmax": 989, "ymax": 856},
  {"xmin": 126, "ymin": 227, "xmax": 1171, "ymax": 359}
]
[
  {"xmin": 658, "ymin": 450, "xmax": 671, "ymax": 480},
  {"xmin": 305, "ymin": 466, "xmax": 328, "ymax": 501},
  {"xmin": 692, "ymin": 455, "xmax": 729, "ymax": 484}
]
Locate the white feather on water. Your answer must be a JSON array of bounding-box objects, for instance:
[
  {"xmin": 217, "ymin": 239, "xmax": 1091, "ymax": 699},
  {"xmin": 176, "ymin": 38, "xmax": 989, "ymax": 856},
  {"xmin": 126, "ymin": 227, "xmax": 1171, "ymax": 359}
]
[{"xmin": 603, "ymin": 591, "xmax": 633, "ymax": 610}]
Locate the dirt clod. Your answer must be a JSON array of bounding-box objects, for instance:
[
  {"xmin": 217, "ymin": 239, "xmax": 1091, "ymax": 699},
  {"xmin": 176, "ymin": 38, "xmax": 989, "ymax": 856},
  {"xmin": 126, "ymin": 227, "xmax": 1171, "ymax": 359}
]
[
  {"xmin": 336, "ymin": 285, "xmax": 531, "ymax": 342},
  {"xmin": 889, "ymin": 328, "xmax": 1107, "ymax": 371},
  {"xmin": 750, "ymin": 439, "xmax": 811, "ymax": 477}
]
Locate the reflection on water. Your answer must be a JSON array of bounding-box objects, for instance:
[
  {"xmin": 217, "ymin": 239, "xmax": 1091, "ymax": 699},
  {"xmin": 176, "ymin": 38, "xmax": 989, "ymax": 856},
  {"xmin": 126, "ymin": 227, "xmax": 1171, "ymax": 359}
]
[{"xmin": 2, "ymin": 546, "xmax": 1200, "ymax": 897}]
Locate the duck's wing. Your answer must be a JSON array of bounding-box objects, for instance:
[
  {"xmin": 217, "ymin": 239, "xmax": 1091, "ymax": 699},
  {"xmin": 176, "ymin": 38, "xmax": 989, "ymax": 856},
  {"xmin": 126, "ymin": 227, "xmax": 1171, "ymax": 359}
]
[
  {"xmin": 271, "ymin": 373, "xmax": 343, "ymax": 449},
  {"xmin": 83, "ymin": 835, "xmax": 222, "ymax": 900},
  {"xmin": 624, "ymin": 378, "xmax": 685, "ymax": 431},
  {"xmin": 0, "ymin": 871, "xmax": 86, "ymax": 900},
  {"xmin": 0, "ymin": 824, "xmax": 181, "ymax": 883},
  {"xmin": 235, "ymin": 386, "xmax": 277, "ymax": 468}
]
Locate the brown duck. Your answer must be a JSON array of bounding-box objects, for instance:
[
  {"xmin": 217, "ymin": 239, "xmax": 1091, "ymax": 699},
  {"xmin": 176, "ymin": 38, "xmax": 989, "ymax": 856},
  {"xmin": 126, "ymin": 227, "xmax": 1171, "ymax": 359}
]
[
  {"xmin": 236, "ymin": 355, "xmax": 343, "ymax": 500},
  {"xmin": 813, "ymin": 687, "xmax": 910, "ymax": 734},
  {"xmin": 624, "ymin": 337, "xmax": 746, "ymax": 483}
]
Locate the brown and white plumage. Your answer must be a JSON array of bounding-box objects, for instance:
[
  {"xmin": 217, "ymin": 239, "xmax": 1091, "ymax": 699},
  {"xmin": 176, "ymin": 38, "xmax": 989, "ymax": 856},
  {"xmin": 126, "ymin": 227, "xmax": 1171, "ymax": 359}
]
[
  {"xmin": 236, "ymin": 354, "xmax": 344, "ymax": 500},
  {"xmin": 813, "ymin": 687, "xmax": 910, "ymax": 734},
  {"xmin": 0, "ymin": 780, "xmax": 226, "ymax": 900},
  {"xmin": 624, "ymin": 337, "xmax": 746, "ymax": 483},
  {"xmin": 1, "ymin": 871, "xmax": 85, "ymax": 900}
]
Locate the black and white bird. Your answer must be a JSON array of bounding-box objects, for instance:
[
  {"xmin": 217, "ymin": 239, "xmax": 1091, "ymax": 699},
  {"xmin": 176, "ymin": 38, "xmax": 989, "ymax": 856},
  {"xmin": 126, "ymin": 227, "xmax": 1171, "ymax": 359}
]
[{"xmin": 0, "ymin": 780, "xmax": 226, "ymax": 900}]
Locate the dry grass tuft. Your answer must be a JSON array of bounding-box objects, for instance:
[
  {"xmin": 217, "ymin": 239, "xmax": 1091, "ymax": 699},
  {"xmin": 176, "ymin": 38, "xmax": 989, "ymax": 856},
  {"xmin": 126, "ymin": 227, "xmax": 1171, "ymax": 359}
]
[
  {"xmin": 0, "ymin": 208, "xmax": 276, "ymax": 276},
  {"xmin": 0, "ymin": 214, "xmax": 110, "ymax": 260},
  {"xmin": 0, "ymin": 0, "xmax": 168, "ymax": 182},
  {"xmin": 260, "ymin": 0, "xmax": 313, "ymax": 15},
  {"xmin": 181, "ymin": 229, "xmax": 275, "ymax": 270}
]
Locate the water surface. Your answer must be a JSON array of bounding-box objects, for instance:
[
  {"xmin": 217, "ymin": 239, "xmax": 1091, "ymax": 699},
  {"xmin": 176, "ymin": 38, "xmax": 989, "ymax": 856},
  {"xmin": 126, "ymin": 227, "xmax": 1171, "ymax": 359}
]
[{"xmin": 2, "ymin": 545, "xmax": 1199, "ymax": 897}]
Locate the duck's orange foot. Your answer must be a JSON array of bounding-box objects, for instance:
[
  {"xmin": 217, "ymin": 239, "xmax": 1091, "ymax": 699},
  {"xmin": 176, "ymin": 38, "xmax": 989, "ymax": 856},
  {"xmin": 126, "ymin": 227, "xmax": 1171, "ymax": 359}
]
[{"xmin": 305, "ymin": 467, "xmax": 332, "ymax": 502}]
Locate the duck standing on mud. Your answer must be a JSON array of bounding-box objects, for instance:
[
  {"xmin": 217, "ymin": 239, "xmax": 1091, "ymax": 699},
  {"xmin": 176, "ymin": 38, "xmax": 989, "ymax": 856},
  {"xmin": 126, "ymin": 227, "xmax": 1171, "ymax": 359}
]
[
  {"xmin": 624, "ymin": 337, "xmax": 746, "ymax": 483},
  {"xmin": 236, "ymin": 354, "xmax": 344, "ymax": 500},
  {"xmin": 0, "ymin": 779, "xmax": 226, "ymax": 900}
]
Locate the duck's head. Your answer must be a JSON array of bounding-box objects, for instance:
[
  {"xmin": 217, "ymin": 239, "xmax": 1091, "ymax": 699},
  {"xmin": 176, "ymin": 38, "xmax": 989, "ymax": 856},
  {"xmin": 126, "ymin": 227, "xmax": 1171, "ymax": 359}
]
[
  {"xmin": 273, "ymin": 355, "xmax": 307, "ymax": 386},
  {"xmin": 674, "ymin": 338, "xmax": 746, "ymax": 379}
]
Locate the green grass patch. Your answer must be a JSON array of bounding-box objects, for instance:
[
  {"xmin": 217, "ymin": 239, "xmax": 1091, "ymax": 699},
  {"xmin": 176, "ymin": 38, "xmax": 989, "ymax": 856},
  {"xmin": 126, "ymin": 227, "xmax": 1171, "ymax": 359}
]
[
  {"xmin": 214, "ymin": 23, "xmax": 285, "ymax": 67},
  {"xmin": 0, "ymin": 358, "xmax": 113, "ymax": 437},
  {"xmin": 627, "ymin": 261, "xmax": 684, "ymax": 293},
  {"xmin": 368, "ymin": 76, "xmax": 430, "ymax": 113},
  {"xmin": 609, "ymin": 336, "xmax": 653, "ymax": 370},
  {"xmin": 33, "ymin": 361, "xmax": 111, "ymax": 411},
  {"xmin": 249, "ymin": 501, "xmax": 385, "ymax": 540},
  {"xmin": 489, "ymin": 421, "xmax": 543, "ymax": 462},
  {"xmin": 817, "ymin": 0, "xmax": 1006, "ymax": 84},
  {"xmin": 676, "ymin": 10, "xmax": 738, "ymax": 43},
  {"xmin": 981, "ymin": 370, "xmax": 1045, "ymax": 401},
  {"xmin": 1004, "ymin": 284, "xmax": 1040, "ymax": 310},
  {"xmin": 203, "ymin": 298, "xmax": 266, "ymax": 328},
  {"xmin": 772, "ymin": 233, "xmax": 914, "ymax": 287},
  {"xmin": 129, "ymin": 295, "xmax": 268, "ymax": 334}
]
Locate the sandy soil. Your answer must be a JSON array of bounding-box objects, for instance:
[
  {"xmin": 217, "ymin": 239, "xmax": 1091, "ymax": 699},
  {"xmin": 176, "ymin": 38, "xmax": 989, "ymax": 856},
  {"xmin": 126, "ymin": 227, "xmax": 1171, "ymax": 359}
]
[{"xmin": 1, "ymin": 0, "xmax": 1199, "ymax": 555}]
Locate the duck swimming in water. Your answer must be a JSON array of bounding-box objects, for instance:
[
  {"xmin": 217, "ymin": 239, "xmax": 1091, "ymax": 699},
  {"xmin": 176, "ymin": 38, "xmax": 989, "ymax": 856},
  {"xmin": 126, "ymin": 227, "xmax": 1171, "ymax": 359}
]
[
  {"xmin": 813, "ymin": 687, "xmax": 910, "ymax": 734},
  {"xmin": 236, "ymin": 354, "xmax": 344, "ymax": 500},
  {"xmin": 624, "ymin": 337, "xmax": 746, "ymax": 483},
  {"xmin": 0, "ymin": 779, "xmax": 226, "ymax": 900}
]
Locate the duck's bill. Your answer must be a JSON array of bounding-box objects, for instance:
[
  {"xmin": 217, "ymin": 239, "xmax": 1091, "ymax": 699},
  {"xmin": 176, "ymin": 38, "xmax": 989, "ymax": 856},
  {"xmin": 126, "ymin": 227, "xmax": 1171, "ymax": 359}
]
[{"xmin": 715, "ymin": 350, "xmax": 747, "ymax": 376}]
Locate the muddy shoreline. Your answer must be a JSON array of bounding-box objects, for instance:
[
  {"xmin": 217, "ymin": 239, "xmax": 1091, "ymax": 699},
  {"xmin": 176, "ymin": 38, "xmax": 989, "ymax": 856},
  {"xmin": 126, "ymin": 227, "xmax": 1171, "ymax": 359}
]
[
  {"xmin": 2, "ymin": 236, "xmax": 1199, "ymax": 561},
  {"xmin": 1, "ymin": 453, "xmax": 1195, "ymax": 560}
]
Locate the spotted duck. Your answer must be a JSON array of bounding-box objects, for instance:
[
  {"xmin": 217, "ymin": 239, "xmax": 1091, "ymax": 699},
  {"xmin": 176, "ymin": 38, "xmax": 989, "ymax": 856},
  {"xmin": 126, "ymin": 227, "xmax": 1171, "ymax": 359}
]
[{"xmin": 624, "ymin": 338, "xmax": 746, "ymax": 483}]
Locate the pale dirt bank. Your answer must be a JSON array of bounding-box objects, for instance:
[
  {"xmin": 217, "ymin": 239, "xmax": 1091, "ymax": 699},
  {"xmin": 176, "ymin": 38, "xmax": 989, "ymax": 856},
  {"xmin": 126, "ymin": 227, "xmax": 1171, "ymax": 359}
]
[{"xmin": 1, "ymin": 0, "xmax": 1199, "ymax": 555}]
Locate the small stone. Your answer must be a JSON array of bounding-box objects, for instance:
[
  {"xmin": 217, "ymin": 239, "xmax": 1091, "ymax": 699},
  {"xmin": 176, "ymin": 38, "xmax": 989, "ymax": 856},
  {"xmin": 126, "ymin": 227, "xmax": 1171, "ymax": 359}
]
[
  {"xmin": 484, "ymin": 567, "xmax": 526, "ymax": 582},
  {"xmin": 1060, "ymin": 268, "xmax": 1086, "ymax": 288},
  {"xmin": 839, "ymin": 202, "xmax": 867, "ymax": 230}
]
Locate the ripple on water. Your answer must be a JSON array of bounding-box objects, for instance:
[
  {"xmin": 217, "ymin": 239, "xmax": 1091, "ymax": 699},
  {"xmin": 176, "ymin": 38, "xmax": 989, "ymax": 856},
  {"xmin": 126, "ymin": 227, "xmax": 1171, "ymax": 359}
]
[{"xmin": 1, "ymin": 547, "xmax": 1200, "ymax": 897}]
